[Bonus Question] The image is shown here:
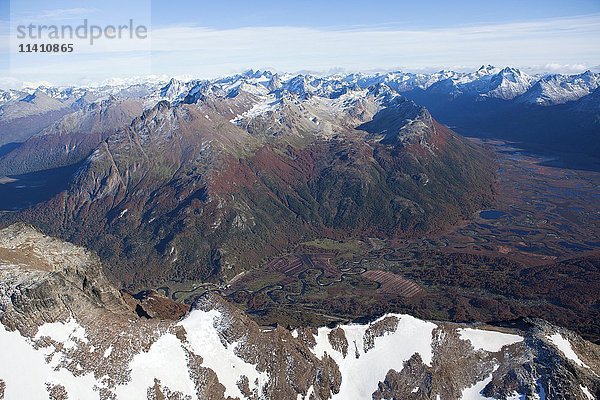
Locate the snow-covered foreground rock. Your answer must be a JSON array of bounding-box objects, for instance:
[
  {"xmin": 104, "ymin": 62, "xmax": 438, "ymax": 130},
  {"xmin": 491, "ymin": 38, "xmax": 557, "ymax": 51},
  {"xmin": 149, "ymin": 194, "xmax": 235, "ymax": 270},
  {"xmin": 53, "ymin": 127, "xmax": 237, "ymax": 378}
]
[{"xmin": 0, "ymin": 224, "xmax": 598, "ymax": 400}]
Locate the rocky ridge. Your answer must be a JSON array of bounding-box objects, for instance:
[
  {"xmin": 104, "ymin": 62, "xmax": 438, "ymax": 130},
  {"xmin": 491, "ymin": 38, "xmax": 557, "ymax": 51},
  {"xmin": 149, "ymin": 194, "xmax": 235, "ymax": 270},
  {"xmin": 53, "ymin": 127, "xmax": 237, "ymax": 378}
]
[{"xmin": 0, "ymin": 225, "xmax": 598, "ymax": 400}]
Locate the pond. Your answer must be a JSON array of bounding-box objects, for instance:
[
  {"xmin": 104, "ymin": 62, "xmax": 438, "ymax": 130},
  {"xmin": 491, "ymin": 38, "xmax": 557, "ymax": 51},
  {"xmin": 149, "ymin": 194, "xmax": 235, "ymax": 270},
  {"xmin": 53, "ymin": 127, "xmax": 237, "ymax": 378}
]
[{"xmin": 479, "ymin": 210, "xmax": 506, "ymax": 220}]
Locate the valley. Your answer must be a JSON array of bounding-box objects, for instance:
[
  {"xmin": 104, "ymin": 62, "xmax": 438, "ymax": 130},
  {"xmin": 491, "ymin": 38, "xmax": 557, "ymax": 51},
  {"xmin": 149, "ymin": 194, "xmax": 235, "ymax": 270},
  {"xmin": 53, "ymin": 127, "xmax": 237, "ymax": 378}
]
[
  {"xmin": 154, "ymin": 139, "xmax": 600, "ymax": 343},
  {"xmin": 1, "ymin": 0, "xmax": 600, "ymax": 391},
  {"xmin": 0, "ymin": 71, "xmax": 597, "ymax": 348},
  {"xmin": 0, "ymin": 161, "xmax": 82, "ymax": 211}
]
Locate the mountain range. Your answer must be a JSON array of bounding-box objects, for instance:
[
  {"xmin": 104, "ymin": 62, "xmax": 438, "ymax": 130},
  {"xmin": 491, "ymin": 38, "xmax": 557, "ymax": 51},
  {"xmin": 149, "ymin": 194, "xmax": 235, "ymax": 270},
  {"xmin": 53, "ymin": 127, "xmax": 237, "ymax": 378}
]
[
  {"xmin": 1, "ymin": 66, "xmax": 598, "ymax": 285},
  {"xmin": 3, "ymin": 66, "xmax": 597, "ymax": 108},
  {"xmin": 1, "ymin": 70, "xmax": 496, "ymax": 287},
  {"xmin": 0, "ymin": 67, "xmax": 598, "ymax": 398},
  {"xmin": 1, "ymin": 66, "xmax": 598, "ymax": 170}
]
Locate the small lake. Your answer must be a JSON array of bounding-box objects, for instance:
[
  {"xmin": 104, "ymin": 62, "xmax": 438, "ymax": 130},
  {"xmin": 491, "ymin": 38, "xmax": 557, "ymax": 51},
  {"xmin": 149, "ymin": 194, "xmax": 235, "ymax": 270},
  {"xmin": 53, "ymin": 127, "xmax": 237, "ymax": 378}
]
[{"xmin": 479, "ymin": 210, "xmax": 506, "ymax": 220}]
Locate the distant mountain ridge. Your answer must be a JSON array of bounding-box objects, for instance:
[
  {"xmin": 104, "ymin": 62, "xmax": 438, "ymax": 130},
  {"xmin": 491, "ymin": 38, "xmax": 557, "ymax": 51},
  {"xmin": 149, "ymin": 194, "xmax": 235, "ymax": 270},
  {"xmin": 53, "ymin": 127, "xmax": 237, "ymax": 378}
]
[
  {"xmin": 2, "ymin": 66, "xmax": 598, "ymax": 108},
  {"xmin": 2, "ymin": 66, "xmax": 597, "ymax": 167}
]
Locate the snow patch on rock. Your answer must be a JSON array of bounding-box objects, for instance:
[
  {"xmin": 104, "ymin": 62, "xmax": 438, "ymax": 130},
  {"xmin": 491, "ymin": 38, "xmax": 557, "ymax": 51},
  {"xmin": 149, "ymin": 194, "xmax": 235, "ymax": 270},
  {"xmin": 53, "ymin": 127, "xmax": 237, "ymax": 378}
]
[
  {"xmin": 548, "ymin": 333, "xmax": 589, "ymax": 368},
  {"xmin": 179, "ymin": 309, "xmax": 269, "ymax": 399},
  {"xmin": 457, "ymin": 327, "xmax": 523, "ymax": 352},
  {"xmin": 312, "ymin": 314, "xmax": 436, "ymax": 400}
]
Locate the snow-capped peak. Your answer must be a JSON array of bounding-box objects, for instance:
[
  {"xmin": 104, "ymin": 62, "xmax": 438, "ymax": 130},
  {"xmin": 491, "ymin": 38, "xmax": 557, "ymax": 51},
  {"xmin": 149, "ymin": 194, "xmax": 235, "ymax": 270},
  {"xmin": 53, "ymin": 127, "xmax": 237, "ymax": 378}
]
[
  {"xmin": 4, "ymin": 67, "xmax": 598, "ymax": 111},
  {"xmin": 477, "ymin": 64, "xmax": 500, "ymax": 74},
  {"xmin": 518, "ymin": 70, "xmax": 600, "ymax": 105},
  {"xmin": 484, "ymin": 67, "xmax": 534, "ymax": 100}
]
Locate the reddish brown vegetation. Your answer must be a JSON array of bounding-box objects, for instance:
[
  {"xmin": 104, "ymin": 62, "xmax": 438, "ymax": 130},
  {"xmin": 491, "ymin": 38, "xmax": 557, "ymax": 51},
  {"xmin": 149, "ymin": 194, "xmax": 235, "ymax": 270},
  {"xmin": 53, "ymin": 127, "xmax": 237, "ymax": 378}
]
[{"xmin": 363, "ymin": 270, "xmax": 421, "ymax": 297}]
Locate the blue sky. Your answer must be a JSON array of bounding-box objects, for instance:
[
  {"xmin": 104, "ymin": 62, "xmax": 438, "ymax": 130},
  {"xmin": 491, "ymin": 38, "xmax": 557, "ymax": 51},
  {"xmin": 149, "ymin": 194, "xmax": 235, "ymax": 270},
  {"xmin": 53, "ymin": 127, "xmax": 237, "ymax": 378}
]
[
  {"xmin": 1, "ymin": 0, "xmax": 599, "ymax": 87},
  {"xmin": 150, "ymin": 0, "xmax": 600, "ymax": 29}
]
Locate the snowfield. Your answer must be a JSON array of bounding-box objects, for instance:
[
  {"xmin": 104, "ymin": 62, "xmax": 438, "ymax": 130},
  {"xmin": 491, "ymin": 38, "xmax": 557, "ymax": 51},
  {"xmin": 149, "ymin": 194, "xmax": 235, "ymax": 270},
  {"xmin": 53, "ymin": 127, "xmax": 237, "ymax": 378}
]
[
  {"xmin": 178, "ymin": 309, "xmax": 269, "ymax": 399},
  {"xmin": 548, "ymin": 333, "xmax": 589, "ymax": 368},
  {"xmin": 0, "ymin": 307, "xmax": 595, "ymax": 399},
  {"xmin": 311, "ymin": 314, "xmax": 436, "ymax": 400},
  {"xmin": 457, "ymin": 327, "xmax": 523, "ymax": 352},
  {"xmin": 0, "ymin": 321, "xmax": 98, "ymax": 399}
]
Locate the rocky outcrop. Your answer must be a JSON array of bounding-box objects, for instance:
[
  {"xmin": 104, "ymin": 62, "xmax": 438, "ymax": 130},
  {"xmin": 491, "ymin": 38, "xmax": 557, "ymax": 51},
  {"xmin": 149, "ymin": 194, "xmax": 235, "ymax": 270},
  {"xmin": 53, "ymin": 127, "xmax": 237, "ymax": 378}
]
[
  {"xmin": 0, "ymin": 226, "xmax": 598, "ymax": 399},
  {"xmin": 0, "ymin": 223, "xmax": 129, "ymax": 335},
  {"xmin": 122, "ymin": 290, "xmax": 190, "ymax": 320},
  {"xmin": 372, "ymin": 321, "xmax": 600, "ymax": 400}
]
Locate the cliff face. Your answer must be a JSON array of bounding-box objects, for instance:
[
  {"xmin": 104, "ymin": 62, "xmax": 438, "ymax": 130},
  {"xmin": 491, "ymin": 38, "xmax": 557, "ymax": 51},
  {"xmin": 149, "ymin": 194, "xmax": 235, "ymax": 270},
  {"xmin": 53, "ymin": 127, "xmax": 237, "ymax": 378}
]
[
  {"xmin": 0, "ymin": 223, "xmax": 128, "ymax": 335},
  {"xmin": 0, "ymin": 225, "xmax": 598, "ymax": 400}
]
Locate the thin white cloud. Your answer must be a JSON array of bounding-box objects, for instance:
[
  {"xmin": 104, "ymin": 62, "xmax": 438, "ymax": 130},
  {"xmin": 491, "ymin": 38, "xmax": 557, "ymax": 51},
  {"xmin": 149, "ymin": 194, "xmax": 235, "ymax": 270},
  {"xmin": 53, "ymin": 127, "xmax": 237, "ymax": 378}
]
[
  {"xmin": 148, "ymin": 14, "xmax": 600, "ymax": 76},
  {"xmin": 12, "ymin": 8, "xmax": 99, "ymax": 23},
  {"xmin": 1, "ymin": 14, "xmax": 599, "ymax": 86},
  {"xmin": 540, "ymin": 63, "xmax": 591, "ymax": 74}
]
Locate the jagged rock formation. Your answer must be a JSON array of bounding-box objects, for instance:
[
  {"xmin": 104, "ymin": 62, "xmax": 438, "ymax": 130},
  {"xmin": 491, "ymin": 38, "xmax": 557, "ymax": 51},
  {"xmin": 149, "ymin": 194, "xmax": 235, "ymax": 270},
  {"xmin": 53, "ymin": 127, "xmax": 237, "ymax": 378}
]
[
  {"xmin": 0, "ymin": 225, "xmax": 598, "ymax": 399},
  {"xmin": 0, "ymin": 223, "xmax": 129, "ymax": 335}
]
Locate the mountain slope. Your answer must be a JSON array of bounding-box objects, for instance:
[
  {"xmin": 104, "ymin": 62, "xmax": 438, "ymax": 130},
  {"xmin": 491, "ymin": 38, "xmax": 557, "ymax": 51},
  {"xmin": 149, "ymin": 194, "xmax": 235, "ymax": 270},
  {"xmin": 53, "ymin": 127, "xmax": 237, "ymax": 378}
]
[
  {"xmin": 11, "ymin": 82, "xmax": 495, "ymax": 287},
  {"xmin": 0, "ymin": 90, "xmax": 72, "ymax": 146},
  {"xmin": 518, "ymin": 70, "xmax": 600, "ymax": 105},
  {"xmin": 0, "ymin": 97, "xmax": 144, "ymax": 176}
]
